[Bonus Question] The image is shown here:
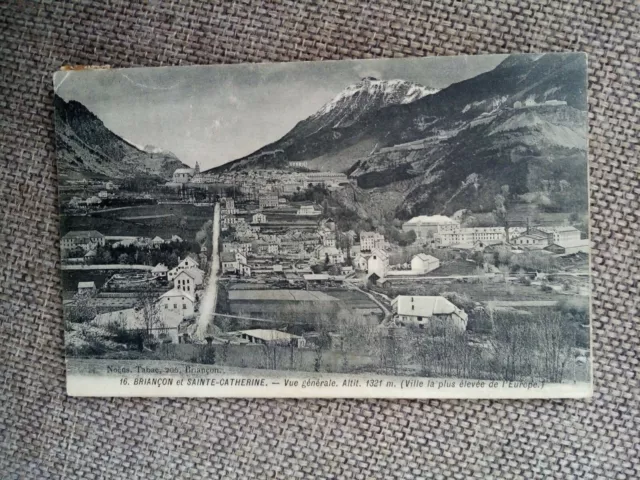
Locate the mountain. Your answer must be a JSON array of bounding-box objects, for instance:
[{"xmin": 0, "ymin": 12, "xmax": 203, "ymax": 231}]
[
  {"xmin": 54, "ymin": 95, "xmax": 188, "ymax": 180},
  {"xmin": 207, "ymin": 78, "xmax": 438, "ymax": 173},
  {"xmin": 208, "ymin": 53, "xmax": 588, "ymax": 219}
]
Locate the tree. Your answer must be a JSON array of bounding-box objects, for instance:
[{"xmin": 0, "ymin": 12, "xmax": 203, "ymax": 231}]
[
  {"xmin": 536, "ymin": 311, "xmax": 573, "ymax": 383},
  {"xmin": 118, "ymin": 253, "xmax": 130, "ymax": 265},
  {"xmin": 137, "ymin": 291, "xmax": 164, "ymax": 339}
]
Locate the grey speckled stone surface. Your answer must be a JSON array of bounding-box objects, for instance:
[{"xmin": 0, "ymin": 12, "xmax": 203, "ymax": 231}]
[{"xmin": 0, "ymin": 1, "xmax": 638, "ymax": 478}]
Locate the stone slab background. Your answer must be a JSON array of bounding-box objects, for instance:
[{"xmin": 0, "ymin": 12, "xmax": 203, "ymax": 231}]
[{"xmin": 0, "ymin": 1, "xmax": 638, "ymax": 478}]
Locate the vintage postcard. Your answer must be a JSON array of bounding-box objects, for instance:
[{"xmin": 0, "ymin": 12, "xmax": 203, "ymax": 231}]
[{"xmin": 54, "ymin": 53, "xmax": 591, "ymax": 398}]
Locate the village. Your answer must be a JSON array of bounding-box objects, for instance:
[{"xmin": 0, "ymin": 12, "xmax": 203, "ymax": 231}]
[{"xmin": 62, "ymin": 160, "xmax": 590, "ymax": 379}]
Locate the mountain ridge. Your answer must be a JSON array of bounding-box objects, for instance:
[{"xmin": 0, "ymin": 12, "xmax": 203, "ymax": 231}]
[
  {"xmin": 204, "ymin": 53, "xmax": 587, "ymax": 218},
  {"xmin": 54, "ymin": 95, "xmax": 188, "ymax": 181}
]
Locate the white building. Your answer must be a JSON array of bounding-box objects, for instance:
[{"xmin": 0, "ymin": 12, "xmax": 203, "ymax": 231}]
[
  {"xmin": 354, "ymin": 252, "xmax": 370, "ymax": 271},
  {"xmin": 97, "ymin": 190, "xmax": 109, "ymax": 199},
  {"xmin": 221, "ymin": 251, "xmax": 250, "ymax": 275},
  {"xmin": 158, "ymin": 288, "xmax": 195, "ymax": 318},
  {"xmin": 321, "ymin": 234, "xmax": 336, "ymax": 248},
  {"xmin": 61, "ymin": 230, "xmax": 105, "ymax": 251},
  {"xmin": 315, "ymin": 246, "xmax": 344, "ymax": 264},
  {"xmin": 391, "ymin": 295, "xmax": 468, "ymax": 330},
  {"xmin": 77, "ymin": 281, "xmax": 96, "ymax": 295},
  {"xmin": 173, "ymin": 270, "xmax": 199, "ymax": 295},
  {"xmin": 297, "ymin": 205, "xmax": 319, "ymax": 216},
  {"xmin": 167, "ymin": 256, "xmax": 200, "ymax": 281},
  {"xmin": 435, "ymin": 226, "xmax": 507, "ymax": 247},
  {"xmin": 367, "ymin": 248, "xmax": 389, "ymax": 278},
  {"xmin": 151, "ymin": 263, "xmax": 168, "ymax": 279},
  {"xmin": 411, "ymin": 254, "xmax": 440, "ymax": 273},
  {"xmin": 289, "ymin": 161, "xmax": 309, "ymax": 169},
  {"xmin": 305, "ymin": 171, "xmax": 348, "ymax": 186},
  {"xmin": 402, "ymin": 215, "xmax": 459, "ymax": 240},
  {"xmin": 536, "ymin": 226, "xmax": 582, "ymax": 245},
  {"xmin": 151, "ymin": 236, "xmax": 164, "ymax": 247},
  {"xmin": 234, "ymin": 329, "xmax": 306, "ymax": 348},
  {"xmin": 360, "ymin": 231, "xmax": 385, "ymax": 252},
  {"xmin": 222, "ymin": 242, "xmax": 252, "ymax": 255},
  {"xmin": 252, "ymin": 213, "xmax": 267, "ymax": 224},
  {"xmin": 259, "ymin": 194, "xmax": 279, "ymax": 209},
  {"xmin": 512, "ymin": 232, "xmax": 550, "ymax": 250},
  {"xmin": 172, "ymin": 168, "xmax": 194, "ymax": 183}
]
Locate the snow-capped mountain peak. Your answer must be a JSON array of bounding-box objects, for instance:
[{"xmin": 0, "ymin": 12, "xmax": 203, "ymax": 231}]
[
  {"xmin": 317, "ymin": 77, "xmax": 437, "ymax": 117},
  {"xmin": 293, "ymin": 78, "xmax": 438, "ymax": 135}
]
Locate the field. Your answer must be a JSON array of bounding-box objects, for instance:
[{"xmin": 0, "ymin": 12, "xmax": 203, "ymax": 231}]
[
  {"xmin": 384, "ymin": 278, "xmax": 580, "ymax": 303},
  {"xmin": 62, "ymin": 269, "xmax": 116, "ymax": 291},
  {"xmin": 324, "ymin": 289, "xmax": 383, "ymax": 313},
  {"xmin": 61, "ymin": 204, "xmax": 213, "ymax": 240},
  {"xmin": 423, "ymin": 259, "xmax": 480, "ymax": 277}
]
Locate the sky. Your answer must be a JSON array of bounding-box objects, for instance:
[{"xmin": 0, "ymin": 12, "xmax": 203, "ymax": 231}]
[{"xmin": 54, "ymin": 55, "xmax": 506, "ymax": 169}]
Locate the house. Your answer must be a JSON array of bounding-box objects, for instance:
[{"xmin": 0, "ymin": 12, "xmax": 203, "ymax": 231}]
[
  {"xmin": 222, "ymin": 242, "xmax": 252, "ymax": 255},
  {"xmin": 512, "ymin": 232, "xmax": 550, "ymax": 250},
  {"xmin": 151, "ymin": 236, "xmax": 164, "ymax": 247},
  {"xmin": 536, "ymin": 226, "xmax": 582, "ymax": 245},
  {"xmin": 411, "ymin": 254, "xmax": 440, "ymax": 273},
  {"xmin": 289, "ymin": 161, "xmax": 308, "ymax": 168},
  {"xmin": 157, "ymin": 288, "xmax": 195, "ymax": 318},
  {"xmin": 61, "ymin": 230, "xmax": 105, "ymax": 251},
  {"xmin": 174, "ymin": 270, "xmax": 198, "ymax": 295},
  {"xmin": 367, "ymin": 248, "xmax": 389, "ymax": 278},
  {"xmin": 315, "ymin": 246, "xmax": 344, "ymax": 264},
  {"xmin": 223, "ymin": 198, "xmax": 236, "ymax": 211},
  {"xmin": 402, "ymin": 215, "xmax": 459, "ymax": 239},
  {"xmin": 360, "ymin": 231, "xmax": 385, "ymax": 251},
  {"xmin": 267, "ymin": 243, "xmax": 279, "ymax": 255},
  {"xmin": 172, "ymin": 168, "xmax": 195, "ymax": 183},
  {"xmin": 305, "ymin": 171, "xmax": 348, "ymax": 187},
  {"xmin": 354, "ymin": 252, "xmax": 370, "ymax": 271},
  {"xmin": 77, "ymin": 281, "xmax": 96, "ymax": 295},
  {"xmin": 544, "ymin": 239, "xmax": 590, "ymax": 255},
  {"xmin": 97, "ymin": 190, "xmax": 109, "ymax": 199},
  {"xmin": 151, "ymin": 263, "xmax": 168, "ymax": 279},
  {"xmin": 259, "ymin": 194, "xmax": 279, "ymax": 209},
  {"xmin": 435, "ymin": 226, "xmax": 507, "ymax": 247},
  {"xmin": 234, "ymin": 329, "xmax": 306, "ymax": 348},
  {"xmin": 104, "ymin": 181, "xmax": 116, "ymax": 190},
  {"xmin": 170, "ymin": 235, "xmax": 183, "ymax": 243},
  {"xmin": 235, "ymin": 252, "xmax": 247, "ymax": 266},
  {"xmin": 297, "ymin": 205, "xmax": 319, "ymax": 216},
  {"xmin": 321, "ymin": 234, "xmax": 336, "ymax": 248},
  {"xmin": 167, "ymin": 256, "xmax": 201, "ymax": 281},
  {"xmin": 391, "ymin": 295, "xmax": 468, "ymax": 330},
  {"xmin": 221, "ymin": 252, "xmax": 239, "ymax": 273},
  {"xmin": 85, "ymin": 196, "xmax": 102, "ymax": 205},
  {"xmin": 252, "ymin": 213, "xmax": 267, "ymax": 224}
]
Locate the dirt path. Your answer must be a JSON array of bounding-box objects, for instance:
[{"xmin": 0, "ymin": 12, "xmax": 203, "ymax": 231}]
[{"xmin": 194, "ymin": 203, "xmax": 220, "ymax": 339}]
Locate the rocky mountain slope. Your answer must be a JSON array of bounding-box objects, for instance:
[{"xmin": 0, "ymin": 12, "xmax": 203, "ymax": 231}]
[
  {"xmin": 212, "ymin": 53, "xmax": 589, "ymax": 218},
  {"xmin": 54, "ymin": 95, "xmax": 187, "ymax": 181},
  {"xmin": 207, "ymin": 77, "xmax": 438, "ymax": 173}
]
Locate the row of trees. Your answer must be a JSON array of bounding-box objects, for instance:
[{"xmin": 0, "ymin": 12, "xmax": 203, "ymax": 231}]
[{"xmin": 206, "ymin": 299, "xmax": 586, "ymax": 383}]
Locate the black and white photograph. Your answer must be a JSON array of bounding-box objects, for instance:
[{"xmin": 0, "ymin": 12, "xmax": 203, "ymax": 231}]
[{"xmin": 55, "ymin": 53, "xmax": 591, "ymax": 398}]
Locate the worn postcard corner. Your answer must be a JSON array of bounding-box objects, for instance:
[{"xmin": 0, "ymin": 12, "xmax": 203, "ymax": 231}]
[{"xmin": 54, "ymin": 53, "xmax": 591, "ymax": 399}]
